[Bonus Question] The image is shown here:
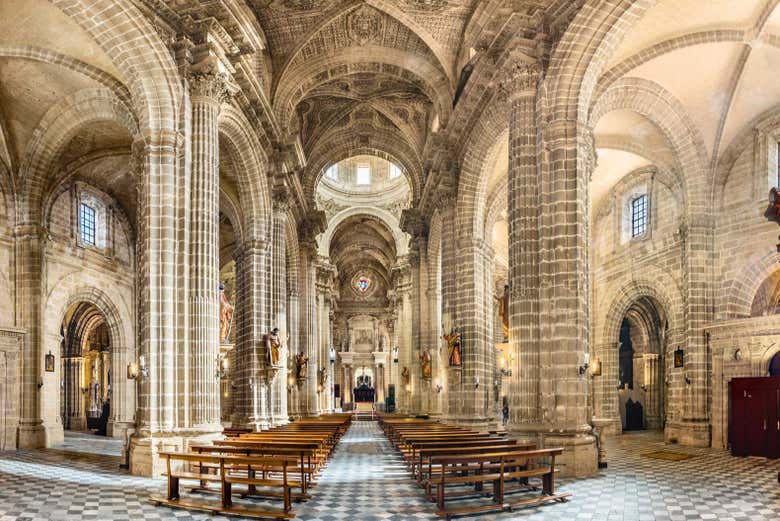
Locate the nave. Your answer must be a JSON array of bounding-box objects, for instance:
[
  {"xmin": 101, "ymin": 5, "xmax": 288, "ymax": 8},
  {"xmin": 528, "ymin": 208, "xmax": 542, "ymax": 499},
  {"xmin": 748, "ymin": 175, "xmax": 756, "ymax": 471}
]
[{"xmin": 1, "ymin": 421, "xmax": 779, "ymax": 521}]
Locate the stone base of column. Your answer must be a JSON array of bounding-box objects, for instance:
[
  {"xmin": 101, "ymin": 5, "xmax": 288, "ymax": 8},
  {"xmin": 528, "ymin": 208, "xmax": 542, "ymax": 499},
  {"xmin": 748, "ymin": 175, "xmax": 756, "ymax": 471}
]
[
  {"xmin": 68, "ymin": 417, "xmax": 87, "ymax": 431},
  {"xmin": 17, "ymin": 421, "xmax": 48, "ymax": 449},
  {"xmin": 445, "ymin": 415, "xmax": 494, "ymax": 432},
  {"xmin": 507, "ymin": 425, "xmax": 598, "ymax": 478},
  {"xmin": 230, "ymin": 414, "xmax": 271, "ymax": 432},
  {"xmin": 591, "ymin": 416, "xmax": 622, "ymax": 437},
  {"xmin": 130, "ymin": 429, "xmax": 225, "ymax": 477},
  {"xmin": 665, "ymin": 419, "xmax": 711, "ymax": 447},
  {"xmin": 107, "ymin": 420, "xmax": 135, "ymax": 440}
]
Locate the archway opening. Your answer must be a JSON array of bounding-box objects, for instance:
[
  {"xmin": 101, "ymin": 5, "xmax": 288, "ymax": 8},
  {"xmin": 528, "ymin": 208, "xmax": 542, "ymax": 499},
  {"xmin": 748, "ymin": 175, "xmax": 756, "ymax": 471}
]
[
  {"xmin": 769, "ymin": 352, "xmax": 780, "ymax": 377},
  {"xmin": 616, "ymin": 296, "xmax": 667, "ymax": 432},
  {"xmin": 60, "ymin": 302, "xmax": 111, "ymax": 436}
]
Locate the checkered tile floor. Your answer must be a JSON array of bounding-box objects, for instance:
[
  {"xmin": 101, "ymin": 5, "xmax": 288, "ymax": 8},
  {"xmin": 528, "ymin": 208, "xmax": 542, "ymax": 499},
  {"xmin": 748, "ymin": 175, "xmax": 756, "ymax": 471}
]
[{"xmin": 1, "ymin": 424, "xmax": 779, "ymax": 520}]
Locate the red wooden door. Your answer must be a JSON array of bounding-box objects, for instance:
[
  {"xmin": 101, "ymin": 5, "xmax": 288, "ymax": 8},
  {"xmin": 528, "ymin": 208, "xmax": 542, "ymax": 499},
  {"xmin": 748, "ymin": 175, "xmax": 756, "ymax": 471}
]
[{"xmin": 729, "ymin": 376, "xmax": 780, "ymax": 458}]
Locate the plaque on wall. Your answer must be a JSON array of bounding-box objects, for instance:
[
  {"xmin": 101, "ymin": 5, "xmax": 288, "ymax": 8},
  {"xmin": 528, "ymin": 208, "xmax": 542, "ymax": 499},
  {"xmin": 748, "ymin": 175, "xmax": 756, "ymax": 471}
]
[
  {"xmin": 45, "ymin": 351, "xmax": 55, "ymax": 372},
  {"xmin": 673, "ymin": 347, "xmax": 684, "ymax": 368}
]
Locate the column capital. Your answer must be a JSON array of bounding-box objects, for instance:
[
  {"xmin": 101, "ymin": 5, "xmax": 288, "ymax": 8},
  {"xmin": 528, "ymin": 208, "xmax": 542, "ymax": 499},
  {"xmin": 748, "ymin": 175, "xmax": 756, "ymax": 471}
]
[
  {"xmin": 500, "ymin": 60, "xmax": 542, "ymax": 101},
  {"xmin": 189, "ymin": 71, "xmax": 234, "ymax": 104}
]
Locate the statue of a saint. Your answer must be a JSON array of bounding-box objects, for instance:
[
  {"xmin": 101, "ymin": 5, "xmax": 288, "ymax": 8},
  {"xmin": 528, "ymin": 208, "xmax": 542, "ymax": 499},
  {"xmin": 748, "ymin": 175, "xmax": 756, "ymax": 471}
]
[
  {"xmin": 318, "ymin": 366, "xmax": 327, "ymax": 388},
  {"xmin": 266, "ymin": 328, "xmax": 282, "ymax": 367},
  {"xmin": 219, "ymin": 283, "xmax": 235, "ymax": 344},
  {"xmin": 499, "ymin": 284, "xmax": 510, "ymax": 341},
  {"xmin": 401, "ymin": 366, "xmax": 410, "ymax": 385},
  {"xmin": 419, "ymin": 350, "xmax": 432, "ymax": 380},
  {"xmin": 295, "ymin": 352, "xmax": 309, "ymax": 380},
  {"xmin": 443, "ymin": 328, "xmax": 462, "ymax": 368}
]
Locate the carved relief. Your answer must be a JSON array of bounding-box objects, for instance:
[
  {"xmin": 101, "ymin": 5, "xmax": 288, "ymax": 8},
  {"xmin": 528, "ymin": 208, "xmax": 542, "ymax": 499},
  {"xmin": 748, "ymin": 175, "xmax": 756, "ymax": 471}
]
[{"xmin": 347, "ymin": 6, "xmax": 384, "ymax": 46}]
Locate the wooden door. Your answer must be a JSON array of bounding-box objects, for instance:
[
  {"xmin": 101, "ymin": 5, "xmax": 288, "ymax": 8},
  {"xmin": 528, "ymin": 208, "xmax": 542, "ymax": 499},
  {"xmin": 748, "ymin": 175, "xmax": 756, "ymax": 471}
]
[{"xmin": 730, "ymin": 376, "xmax": 780, "ymax": 458}]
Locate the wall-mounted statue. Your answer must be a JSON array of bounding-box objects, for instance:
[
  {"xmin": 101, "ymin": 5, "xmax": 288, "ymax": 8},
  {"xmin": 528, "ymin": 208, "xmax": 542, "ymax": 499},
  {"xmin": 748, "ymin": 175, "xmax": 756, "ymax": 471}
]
[
  {"xmin": 401, "ymin": 366, "xmax": 410, "ymax": 386},
  {"xmin": 443, "ymin": 328, "xmax": 462, "ymax": 368},
  {"xmin": 219, "ymin": 283, "xmax": 235, "ymax": 344},
  {"xmin": 419, "ymin": 350, "xmax": 432, "ymax": 380},
  {"xmin": 266, "ymin": 328, "xmax": 283, "ymax": 367},
  {"xmin": 295, "ymin": 352, "xmax": 309, "ymax": 380},
  {"xmin": 318, "ymin": 366, "xmax": 327, "ymax": 388}
]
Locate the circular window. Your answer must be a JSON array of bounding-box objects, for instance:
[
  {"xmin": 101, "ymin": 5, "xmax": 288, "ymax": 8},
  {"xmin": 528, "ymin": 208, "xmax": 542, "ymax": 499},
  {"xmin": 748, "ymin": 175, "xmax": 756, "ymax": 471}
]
[{"xmin": 351, "ymin": 273, "xmax": 372, "ymax": 296}]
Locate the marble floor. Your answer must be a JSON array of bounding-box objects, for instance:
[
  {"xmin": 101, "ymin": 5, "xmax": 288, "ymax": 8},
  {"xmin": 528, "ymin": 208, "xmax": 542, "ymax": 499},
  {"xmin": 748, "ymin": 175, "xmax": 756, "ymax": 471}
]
[{"xmin": 0, "ymin": 423, "xmax": 779, "ymax": 520}]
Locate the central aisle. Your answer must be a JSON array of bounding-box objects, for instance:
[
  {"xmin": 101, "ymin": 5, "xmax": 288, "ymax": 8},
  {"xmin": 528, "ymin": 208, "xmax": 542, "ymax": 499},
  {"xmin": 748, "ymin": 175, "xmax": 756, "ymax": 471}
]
[{"xmin": 295, "ymin": 421, "xmax": 435, "ymax": 521}]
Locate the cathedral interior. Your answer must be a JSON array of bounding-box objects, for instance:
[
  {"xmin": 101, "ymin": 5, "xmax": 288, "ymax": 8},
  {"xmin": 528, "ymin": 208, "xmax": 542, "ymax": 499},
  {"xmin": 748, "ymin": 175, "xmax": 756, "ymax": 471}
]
[{"xmin": 1, "ymin": 1, "xmax": 780, "ymax": 520}]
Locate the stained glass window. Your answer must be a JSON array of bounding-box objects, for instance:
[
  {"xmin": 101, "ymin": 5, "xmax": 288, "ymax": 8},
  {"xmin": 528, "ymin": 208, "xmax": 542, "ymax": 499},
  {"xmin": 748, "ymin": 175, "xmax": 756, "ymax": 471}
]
[
  {"xmin": 79, "ymin": 203, "xmax": 96, "ymax": 245},
  {"xmin": 353, "ymin": 274, "xmax": 371, "ymax": 294}
]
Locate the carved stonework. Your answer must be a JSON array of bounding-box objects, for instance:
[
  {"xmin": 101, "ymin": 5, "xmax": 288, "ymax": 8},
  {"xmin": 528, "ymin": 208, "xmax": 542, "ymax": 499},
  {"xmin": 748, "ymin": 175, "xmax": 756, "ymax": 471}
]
[
  {"xmin": 189, "ymin": 72, "xmax": 232, "ymax": 103},
  {"xmin": 403, "ymin": 0, "xmax": 450, "ymax": 11},
  {"xmin": 347, "ymin": 6, "xmax": 384, "ymax": 46},
  {"xmin": 502, "ymin": 62, "xmax": 541, "ymax": 100}
]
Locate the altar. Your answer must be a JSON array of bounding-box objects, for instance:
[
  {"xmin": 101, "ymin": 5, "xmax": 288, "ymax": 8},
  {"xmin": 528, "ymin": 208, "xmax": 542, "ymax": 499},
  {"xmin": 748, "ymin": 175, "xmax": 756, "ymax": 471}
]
[{"xmin": 353, "ymin": 384, "xmax": 375, "ymax": 403}]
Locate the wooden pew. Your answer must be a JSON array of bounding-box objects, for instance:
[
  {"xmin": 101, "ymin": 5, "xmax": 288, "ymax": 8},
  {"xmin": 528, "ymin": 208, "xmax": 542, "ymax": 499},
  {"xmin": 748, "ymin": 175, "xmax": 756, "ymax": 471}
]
[
  {"xmin": 430, "ymin": 448, "xmax": 570, "ymax": 519},
  {"xmin": 151, "ymin": 452, "xmax": 296, "ymax": 519}
]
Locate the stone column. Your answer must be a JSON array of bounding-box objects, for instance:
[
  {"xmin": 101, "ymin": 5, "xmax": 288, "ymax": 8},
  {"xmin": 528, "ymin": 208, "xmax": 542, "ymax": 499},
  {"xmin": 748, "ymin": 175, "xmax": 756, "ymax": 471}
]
[
  {"xmin": 232, "ymin": 238, "xmax": 271, "ymax": 430},
  {"xmin": 269, "ymin": 192, "xmax": 289, "ymax": 425},
  {"xmin": 391, "ymin": 263, "xmax": 413, "ymax": 413},
  {"xmin": 14, "ymin": 225, "xmax": 48, "ymax": 447},
  {"xmin": 62, "ymin": 356, "xmax": 86, "ymax": 431},
  {"xmin": 506, "ymin": 61, "xmax": 597, "ymax": 476},
  {"xmin": 315, "ymin": 261, "xmax": 335, "ymax": 414},
  {"xmin": 129, "ymin": 128, "xmax": 191, "ymax": 476},
  {"xmin": 188, "ymin": 71, "xmax": 230, "ymax": 432},
  {"xmin": 592, "ymin": 342, "xmax": 621, "ymax": 435},
  {"xmin": 287, "ymin": 291, "xmax": 300, "ymax": 417}
]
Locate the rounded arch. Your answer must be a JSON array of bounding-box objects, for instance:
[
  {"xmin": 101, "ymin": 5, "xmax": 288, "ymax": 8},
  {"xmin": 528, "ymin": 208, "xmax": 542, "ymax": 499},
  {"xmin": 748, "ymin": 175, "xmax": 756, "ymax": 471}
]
[
  {"xmin": 218, "ymin": 104, "xmax": 271, "ymax": 242},
  {"xmin": 455, "ymin": 99, "xmax": 509, "ymax": 240},
  {"xmin": 546, "ymin": 0, "xmax": 657, "ymax": 125},
  {"xmin": 52, "ymin": 286, "xmax": 131, "ymax": 354},
  {"xmin": 18, "ymin": 88, "xmax": 137, "ymax": 225},
  {"xmin": 725, "ymin": 251, "xmax": 780, "ymax": 319},
  {"xmin": 50, "ymin": 0, "xmax": 182, "ymax": 133},
  {"xmin": 304, "ymin": 132, "xmax": 423, "ymax": 207},
  {"xmin": 599, "ymin": 278, "xmax": 683, "ymax": 349},
  {"xmin": 590, "ymin": 77, "xmax": 709, "ymax": 207},
  {"xmin": 274, "ymin": 47, "xmax": 451, "ymax": 133},
  {"xmin": 319, "ymin": 206, "xmax": 408, "ymax": 257}
]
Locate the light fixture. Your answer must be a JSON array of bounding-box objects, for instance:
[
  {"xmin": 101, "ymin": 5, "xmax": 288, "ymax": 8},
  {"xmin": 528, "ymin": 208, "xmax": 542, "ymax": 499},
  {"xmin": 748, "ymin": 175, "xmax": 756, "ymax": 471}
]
[
  {"xmin": 474, "ymin": 376, "xmax": 480, "ymax": 389},
  {"xmin": 405, "ymin": 383, "xmax": 411, "ymax": 393},
  {"xmin": 434, "ymin": 379, "xmax": 442, "ymax": 393},
  {"xmin": 578, "ymin": 352, "xmax": 591, "ymax": 376},
  {"xmin": 287, "ymin": 376, "xmax": 296, "ymax": 392},
  {"xmin": 589, "ymin": 357, "xmax": 602, "ymax": 377},
  {"xmin": 216, "ymin": 355, "xmax": 228, "ymax": 379},
  {"xmin": 45, "ymin": 351, "xmax": 55, "ymax": 372}
]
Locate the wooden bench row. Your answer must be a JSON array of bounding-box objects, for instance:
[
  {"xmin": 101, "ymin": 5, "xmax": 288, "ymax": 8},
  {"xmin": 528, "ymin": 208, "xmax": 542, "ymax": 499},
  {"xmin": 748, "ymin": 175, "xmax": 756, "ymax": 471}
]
[
  {"xmin": 379, "ymin": 414, "xmax": 571, "ymax": 519},
  {"xmin": 150, "ymin": 414, "xmax": 351, "ymax": 519}
]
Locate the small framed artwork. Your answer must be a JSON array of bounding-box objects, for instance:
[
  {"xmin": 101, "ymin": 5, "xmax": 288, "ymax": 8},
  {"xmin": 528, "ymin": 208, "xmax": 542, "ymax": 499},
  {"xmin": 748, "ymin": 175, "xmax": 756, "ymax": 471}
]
[
  {"xmin": 673, "ymin": 347, "xmax": 684, "ymax": 368},
  {"xmin": 45, "ymin": 351, "xmax": 55, "ymax": 372}
]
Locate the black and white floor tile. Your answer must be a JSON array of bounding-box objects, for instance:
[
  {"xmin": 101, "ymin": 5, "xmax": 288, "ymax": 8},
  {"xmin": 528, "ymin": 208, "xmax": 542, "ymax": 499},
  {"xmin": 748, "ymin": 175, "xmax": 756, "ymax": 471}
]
[{"xmin": 1, "ymin": 423, "xmax": 779, "ymax": 520}]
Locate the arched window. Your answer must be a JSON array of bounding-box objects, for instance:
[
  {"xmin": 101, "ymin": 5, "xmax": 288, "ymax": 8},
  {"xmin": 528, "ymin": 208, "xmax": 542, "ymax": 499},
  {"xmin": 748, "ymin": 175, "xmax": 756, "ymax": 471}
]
[
  {"xmin": 356, "ymin": 165, "xmax": 371, "ymax": 185},
  {"xmin": 389, "ymin": 163, "xmax": 402, "ymax": 179},
  {"xmin": 630, "ymin": 194, "xmax": 648, "ymax": 237},
  {"xmin": 325, "ymin": 164, "xmax": 337, "ymax": 180}
]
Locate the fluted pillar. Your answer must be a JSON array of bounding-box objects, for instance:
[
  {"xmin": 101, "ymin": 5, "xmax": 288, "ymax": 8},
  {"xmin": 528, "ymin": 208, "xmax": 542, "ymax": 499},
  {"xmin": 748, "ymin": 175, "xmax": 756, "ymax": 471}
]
[
  {"xmin": 592, "ymin": 342, "xmax": 621, "ymax": 435},
  {"xmin": 62, "ymin": 356, "xmax": 86, "ymax": 431},
  {"xmin": 287, "ymin": 291, "xmax": 300, "ymax": 417},
  {"xmin": 298, "ymin": 241, "xmax": 319, "ymax": 416},
  {"xmin": 269, "ymin": 195, "xmax": 289, "ymax": 425},
  {"xmin": 504, "ymin": 60, "xmax": 596, "ymax": 476},
  {"xmin": 188, "ymin": 71, "xmax": 230, "ymax": 432},
  {"xmin": 232, "ymin": 238, "xmax": 270, "ymax": 430}
]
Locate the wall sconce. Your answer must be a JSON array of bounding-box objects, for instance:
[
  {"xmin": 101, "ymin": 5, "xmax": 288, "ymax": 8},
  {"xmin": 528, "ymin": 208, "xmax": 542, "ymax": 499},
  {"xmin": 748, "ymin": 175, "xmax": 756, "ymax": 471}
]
[
  {"xmin": 45, "ymin": 351, "xmax": 55, "ymax": 372},
  {"xmin": 128, "ymin": 355, "xmax": 149, "ymax": 379},
  {"xmin": 684, "ymin": 373, "xmax": 692, "ymax": 385},
  {"xmin": 329, "ymin": 346, "xmax": 336, "ymax": 364},
  {"xmin": 434, "ymin": 379, "xmax": 442, "ymax": 393},
  {"xmin": 589, "ymin": 357, "xmax": 602, "ymax": 377},
  {"xmin": 37, "ymin": 379, "xmax": 43, "ymax": 389},
  {"xmin": 474, "ymin": 376, "xmax": 480, "ymax": 389}
]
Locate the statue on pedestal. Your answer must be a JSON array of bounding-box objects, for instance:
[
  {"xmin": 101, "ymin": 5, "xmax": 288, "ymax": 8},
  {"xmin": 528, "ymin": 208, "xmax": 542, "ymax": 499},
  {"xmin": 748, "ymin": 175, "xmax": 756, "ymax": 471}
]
[
  {"xmin": 266, "ymin": 328, "xmax": 283, "ymax": 367},
  {"xmin": 219, "ymin": 283, "xmax": 234, "ymax": 344},
  {"xmin": 443, "ymin": 328, "xmax": 462, "ymax": 368},
  {"xmin": 401, "ymin": 366, "xmax": 410, "ymax": 386},
  {"xmin": 295, "ymin": 352, "xmax": 309, "ymax": 380}
]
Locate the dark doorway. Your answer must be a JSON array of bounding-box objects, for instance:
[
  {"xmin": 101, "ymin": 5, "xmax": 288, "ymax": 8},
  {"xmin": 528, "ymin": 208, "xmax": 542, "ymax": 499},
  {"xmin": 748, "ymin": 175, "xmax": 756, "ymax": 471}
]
[
  {"xmin": 769, "ymin": 352, "xmax": 780, "ymax": 377},
  {"xmin": 619, "ymin": 319, "xmax": 634, "ymax": 389}
]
